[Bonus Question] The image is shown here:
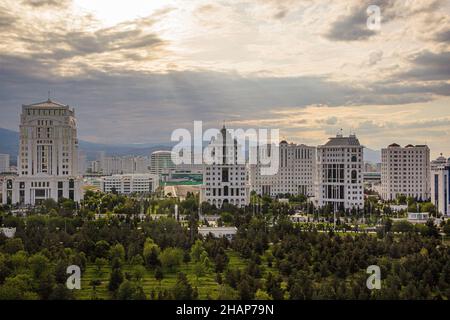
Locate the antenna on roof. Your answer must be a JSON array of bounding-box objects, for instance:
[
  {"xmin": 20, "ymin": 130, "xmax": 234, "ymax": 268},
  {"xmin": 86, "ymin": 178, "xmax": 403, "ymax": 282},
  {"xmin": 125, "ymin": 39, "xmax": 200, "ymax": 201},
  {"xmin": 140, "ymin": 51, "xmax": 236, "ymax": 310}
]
[{"xmin": 47, "ymin": 91, "xmax": 51, "ymax": 101}]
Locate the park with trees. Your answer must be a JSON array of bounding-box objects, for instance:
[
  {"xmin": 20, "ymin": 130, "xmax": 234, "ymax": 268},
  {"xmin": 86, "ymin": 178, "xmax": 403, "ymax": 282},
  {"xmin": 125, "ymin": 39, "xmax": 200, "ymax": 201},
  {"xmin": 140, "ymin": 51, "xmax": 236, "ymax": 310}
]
[{"xmin": 0, "ymin": 190, "xmax": 449, "ymax": 300}]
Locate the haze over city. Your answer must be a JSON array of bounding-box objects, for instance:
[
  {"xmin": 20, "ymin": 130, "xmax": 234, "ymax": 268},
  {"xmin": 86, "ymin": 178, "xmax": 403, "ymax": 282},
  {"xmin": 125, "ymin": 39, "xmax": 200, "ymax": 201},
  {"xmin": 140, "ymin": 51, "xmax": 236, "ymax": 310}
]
[{"xmin": 0, "ymin": 0, "xmax": 449, "ymax": 157}]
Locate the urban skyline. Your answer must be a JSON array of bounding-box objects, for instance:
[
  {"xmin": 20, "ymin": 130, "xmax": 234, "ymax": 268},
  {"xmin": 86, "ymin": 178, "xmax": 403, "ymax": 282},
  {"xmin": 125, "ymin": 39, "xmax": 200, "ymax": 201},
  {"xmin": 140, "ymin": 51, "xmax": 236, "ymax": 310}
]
[{"xmin": 0, "ymin": 1, "xmax": 450, "ymax": 304}]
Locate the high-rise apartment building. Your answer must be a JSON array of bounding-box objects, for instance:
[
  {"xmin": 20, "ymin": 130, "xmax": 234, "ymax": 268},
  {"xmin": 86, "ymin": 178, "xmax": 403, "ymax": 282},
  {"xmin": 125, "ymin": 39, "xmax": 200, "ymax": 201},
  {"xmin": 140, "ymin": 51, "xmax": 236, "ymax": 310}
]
[
  {"xmin": 249, "ymin": 141, "xmax": 316, "ymax": 197},
  {"xmin": 381, "ymin": 144, "xmax": 430, "ymax": 201},
  {"xmin": 100, "ymin": 156, "xmax": 149, "ymax": 175}
]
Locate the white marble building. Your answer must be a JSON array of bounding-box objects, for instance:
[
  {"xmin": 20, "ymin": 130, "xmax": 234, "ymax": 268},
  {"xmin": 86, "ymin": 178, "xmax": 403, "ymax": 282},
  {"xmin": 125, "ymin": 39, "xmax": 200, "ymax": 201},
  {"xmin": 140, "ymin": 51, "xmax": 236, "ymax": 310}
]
[
  {"xmin": 200, "ymin": 126, "xmax": 250, "ymax": 208},
  {"xmin": 316, "ymin": 134, "xmax": 364, "ymax": 211},
  {"xmin": 249, "ymin": 141, "xmax": 316, "ymax": 197},
  {"xmin": 381, "ymin": 143, "xmax": 430, "ymax": 201},
  {"xmin": 1, "ymin": 99, "xmax": 83, "ymax": 205}
]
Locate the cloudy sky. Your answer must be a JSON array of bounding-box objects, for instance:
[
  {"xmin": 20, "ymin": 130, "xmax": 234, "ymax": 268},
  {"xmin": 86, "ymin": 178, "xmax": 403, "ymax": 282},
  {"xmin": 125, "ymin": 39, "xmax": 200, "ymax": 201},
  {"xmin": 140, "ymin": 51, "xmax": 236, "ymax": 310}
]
[{"xmin": 0, "ymin": 0, "xmax": 449, "ymax": 156}]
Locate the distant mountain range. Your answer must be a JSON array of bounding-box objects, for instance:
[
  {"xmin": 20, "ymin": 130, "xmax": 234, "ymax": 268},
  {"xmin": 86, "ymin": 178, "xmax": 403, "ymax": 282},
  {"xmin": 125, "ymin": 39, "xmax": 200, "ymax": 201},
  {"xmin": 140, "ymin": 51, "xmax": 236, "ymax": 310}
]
[
  {"xmin": 0, "ymin": 127, "xmax": 172, "ymax": 164},
  {"xmin": 364, "ymin": 148, "xmax": 381, "ymax": 164},
  {"xmin": 0, "ymin": 127, "xmax": 382, "ymax": 164}
]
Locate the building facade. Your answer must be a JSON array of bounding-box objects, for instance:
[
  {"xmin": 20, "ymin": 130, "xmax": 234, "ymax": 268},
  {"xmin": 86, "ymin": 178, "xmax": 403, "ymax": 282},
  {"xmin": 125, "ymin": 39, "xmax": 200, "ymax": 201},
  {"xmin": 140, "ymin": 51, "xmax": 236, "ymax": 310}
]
[
  {"xmin": 381, "ymin": 144, "xmax": 430, "ymax": 201},
  {"xmin": 430, "ymin": 155, "xmax": 450, "ymax": 216},
  {"xmin": 249, "ymin": 141, "xmax": 316, "ymax": 197},
  {"xmin": 316, "ymin": 134, "xmax": 364, "ymax": 211},
  {"xmin": 200, "ymin": 126, "xmax": 250, "ymax": 208},
  {"xmin": 1, "ymin": 99, "xmax": 83, "ymax": 205},
  {"xmin": 0, "ymin": 154, "xmax": 10, "ymax": 173},
  {"xmin": 100, "ymin": 156, "xmax": 149, "ymax": 175},
  {"xmin": 150, "ymin": 151, "xmax": 175, "ymax": 175},
  {"xmin": 102, "ymin": 174, "xmax": 159, "ymax": 194}
]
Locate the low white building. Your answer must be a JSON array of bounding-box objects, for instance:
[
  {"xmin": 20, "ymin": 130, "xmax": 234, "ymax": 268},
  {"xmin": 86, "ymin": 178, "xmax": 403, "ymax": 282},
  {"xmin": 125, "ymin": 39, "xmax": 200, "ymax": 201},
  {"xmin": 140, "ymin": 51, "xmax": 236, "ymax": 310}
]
[
  {"xmin": 198, "ymin": 227, "xmax": 237, "ymax": 240},
  {"xmin": 407, "ymin": 212, "xmax": 430, "ymax": 224},
  {"xmin": 102, "ymin": 174, "xmax": 159, "ymax": 194}
]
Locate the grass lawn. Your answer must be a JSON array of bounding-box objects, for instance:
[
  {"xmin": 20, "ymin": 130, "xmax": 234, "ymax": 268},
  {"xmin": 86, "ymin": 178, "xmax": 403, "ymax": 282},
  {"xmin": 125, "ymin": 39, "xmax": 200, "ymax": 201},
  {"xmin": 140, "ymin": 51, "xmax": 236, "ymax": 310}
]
[{"xmin": 76, "ymin": 249, "xmax": 249, "ymax": 300}]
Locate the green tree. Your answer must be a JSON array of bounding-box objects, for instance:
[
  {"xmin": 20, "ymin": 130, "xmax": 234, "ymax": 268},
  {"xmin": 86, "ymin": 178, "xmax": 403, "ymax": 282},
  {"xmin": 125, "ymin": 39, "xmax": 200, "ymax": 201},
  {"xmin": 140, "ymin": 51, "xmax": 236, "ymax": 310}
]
[
  {"xmin": 117, "ymin": 280, "xmax": 146, "ymax": 300},
  {"xmin": 217, "ymin": 285, "xmax": 239, "ymax": 300},
  {"xmin": 190, "ymin": 240, "xmax": 205, "ymax": 263},
  {"xmin": 255, "ymin": 289, "xmax": 272, "ymax": 300},
  {"xmin": 49, "ymin": 284, "xmax": 74, "ymax": 300},
  {"xmin": 172, "ymin": 273, "xmax": 196, "ymax": 300},
  {"xmin": 159, "ymin": 247, "xmax": 184, "ymax": 271},
  {"xmin": 154, "ymin": 267, "xmax": 164, "ymax": 286},
  {"xmin": 94, "ymin": 257, "xmax": 108, "ymax": 276},
  {"xmin": 392, "ymin": 220, "xmax": 414, "ymax": 233},
  {"xmin": 108, "ymin": 268, "xmax": 124, "ymax": 292},
  {"xmin": 143, "ymin": 238, "xmax": 161, "ymax": 268},
  {"xmin": 110, "ymin": 243, "xmax": 126, "ymax": 263},
  {"xmin": 3, "ymin": 238, "xmax": 24, "ymax": 254},
  {"xmin": 29, "ymin": 253, "xmax": 50, "ymax": 279},
  {"xmin": 95, "ymin": 240, "xmax": 111, "ymax": 259}
]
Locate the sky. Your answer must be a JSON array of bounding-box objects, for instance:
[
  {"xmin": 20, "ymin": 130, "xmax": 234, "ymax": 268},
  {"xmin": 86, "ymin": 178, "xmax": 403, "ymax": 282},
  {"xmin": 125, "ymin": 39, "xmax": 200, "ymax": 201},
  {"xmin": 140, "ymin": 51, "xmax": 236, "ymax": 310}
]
[{"xmin": 0, "ymin": 0, "xmax": 449, "ymax": 157}]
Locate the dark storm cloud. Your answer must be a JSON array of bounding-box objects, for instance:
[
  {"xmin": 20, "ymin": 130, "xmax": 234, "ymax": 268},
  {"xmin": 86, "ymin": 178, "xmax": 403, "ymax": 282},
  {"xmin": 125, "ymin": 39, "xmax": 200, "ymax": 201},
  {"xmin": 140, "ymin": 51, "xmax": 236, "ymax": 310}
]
[
  {"xmin": 397, "ymin": 51, "xmax": 450, "ymax": 81},
  {"xmin": 40, "ymin": 30, "xmax": 164, "ymax": 60},
  {"xmin": 324, "ymin": 0, "xmax": 395, "ymax": 41},
  {"xmin": 15, "ymin": 18, "xmax": 166, "ymax": 62},
  {"xmin": 1, "ymin": 51, "xmax": 449, "ymax": 144},
  {"xmin": 325, "ymin": 8, "xmax": 376, "ymax": 41},
  {"xmin": 324, "ymin": 0, "xmax": 443, "ymax": 42},
  {"xmin": 434, "ymin": 29, "xmax": 450, "ymax": 43},
  {"xmin": 0, "ymin": 6, "xmax": 15, "ymax": 29},
  {"xmin": 22, "ymin": 0, "xmax": 70, "ymax": 8},
  {"xmin": 273, "ymin": 9, "xmax": 288, "ymax": 20}
]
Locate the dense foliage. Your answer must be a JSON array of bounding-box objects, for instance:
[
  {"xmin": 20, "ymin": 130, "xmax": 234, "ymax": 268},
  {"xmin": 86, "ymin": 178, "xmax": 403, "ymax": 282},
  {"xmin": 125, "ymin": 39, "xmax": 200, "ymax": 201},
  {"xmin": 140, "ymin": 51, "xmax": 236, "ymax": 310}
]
[{"xmin": 0, "ymin": 191, "xmax": 449, "ymax": 300}]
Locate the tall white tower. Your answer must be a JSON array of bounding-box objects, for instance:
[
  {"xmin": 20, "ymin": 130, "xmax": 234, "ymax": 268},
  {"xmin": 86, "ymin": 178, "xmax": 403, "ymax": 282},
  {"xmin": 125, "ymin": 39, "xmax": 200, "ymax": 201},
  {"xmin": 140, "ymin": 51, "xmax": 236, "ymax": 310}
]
[
  {"xmin": 18, "ymin": 99, "xmax": 78, "ymax": 177},
  {"xmin": 316, "ymin": 133, "xmax": 364, "ymax": 212},
  {"xmin": 2, "ymin": 99, "xmax": 83, "ymax": 205},
  {"xmin": 200, "ymin": 126, "xmax": 250, "ymax": 208}
]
